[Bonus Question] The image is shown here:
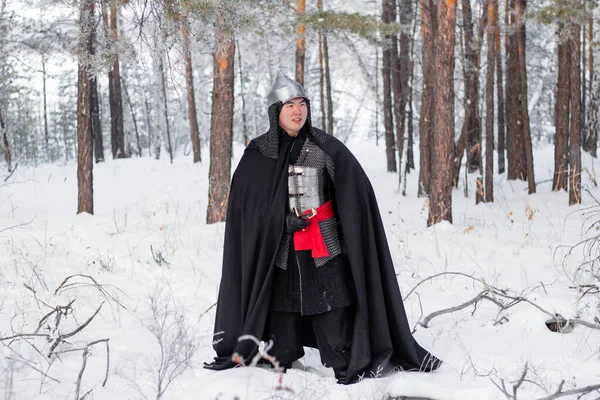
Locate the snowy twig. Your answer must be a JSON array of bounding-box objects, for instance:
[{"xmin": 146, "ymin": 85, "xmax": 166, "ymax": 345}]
[
  {"xmin": 536, "ymin": 382, "xmax": 600, "ymax": 399},
  {"xmin": 2, "ymin": 162, "xmax": 18, "ymax": 182},
  {"xmin": 74, "ymin": 339, "xmax": 110, "ymax": 400},
  {"xmin": 490, "ymin": 362, "xmax": 528, "ymax": 399},
  {"xmin": 4, "ymin": 356, "xmax": 60, "ymax": 383},
  {"xmin": 419, "ymin": 290, "xmax": 503, "ymax": 328},
  {"xmin": 403, "ymin": 271, "xmax": 483, "ymax": 301},
  {"xmin": 420, "ymin": 286, "xmax": 600, "ymax": 331},
  {"xmin": 48, "ymin": 302, "xmax": 105, "ymax": 357},
  {"xmin": 54, "ymin": 274, "xmax": 128, "ymax": 310},
  {"xmin": 0, "ymin": 215, "xmax": 36, "ymax": 235}
]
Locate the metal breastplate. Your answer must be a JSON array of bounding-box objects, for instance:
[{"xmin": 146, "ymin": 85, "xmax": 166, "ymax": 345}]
[{"xmin": 288, "ymin": 165, "xmax": 330, "ymax": 214}]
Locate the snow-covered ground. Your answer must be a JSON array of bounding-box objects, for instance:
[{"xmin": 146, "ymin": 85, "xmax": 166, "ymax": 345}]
[{"xmin": 1, "ymin": 141, "xmax": 599, "ymax": 400}]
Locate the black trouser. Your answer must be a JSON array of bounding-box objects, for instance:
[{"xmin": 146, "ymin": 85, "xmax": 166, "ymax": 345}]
[{"xmin": 266, "ymin": 306, "xmax": 353, "ymax": 376}]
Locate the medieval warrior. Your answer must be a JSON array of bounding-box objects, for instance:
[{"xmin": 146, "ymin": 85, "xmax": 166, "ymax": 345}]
[{"xmin": 204, "ymin": 71, "xmax": 442, "ymax": 384}]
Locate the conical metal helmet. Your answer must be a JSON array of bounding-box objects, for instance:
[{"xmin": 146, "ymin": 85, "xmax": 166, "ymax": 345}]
[{"xmin": 267, "ymin": 70, "xmax": 307, "ymax": 106}]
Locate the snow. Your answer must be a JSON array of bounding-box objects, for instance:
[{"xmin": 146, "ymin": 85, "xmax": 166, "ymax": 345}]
[{"xmin": 1, "ymin": 142, "xmax": 599, "ymax": 400}]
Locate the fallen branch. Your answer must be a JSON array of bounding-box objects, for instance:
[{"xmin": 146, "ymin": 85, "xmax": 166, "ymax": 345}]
[
  {"xmin": 404, "ymin": 271, "xmax": 483, "ymax": 301},
  {"xmin": 74, "ymin": 339, "xmax": 110, "ymax": 400},
  {"xmin": 420, "ymin": 286, "xmax": 600, "ymax": 331},
  {"xmin": 419, "ymin": 290, "xmax": 503, "ymax": 328},
  {"xmin": 54, "ymin": 274, "xmax": 128, "ymax": 310},
  {"xmin": 48, "ymin": 302, "xmax": 105, "ymax": 357},
  {"xmin": 3, "ymin": 162, "xmax": 18, "ymax": 182},
  {"xmin": 490, "ymin": 362, "xmax": 528, "ymax": 399},
  {"xmin": 536, "ymin": 382, "xmax": 600, "ymax": 400},
  {"xmin": 0, "ymin": 215, "xmax": 36, "ymax": 235}
]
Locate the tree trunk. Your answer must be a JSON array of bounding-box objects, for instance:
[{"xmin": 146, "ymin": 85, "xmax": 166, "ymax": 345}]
[
  {"xmin": 324, "ymin": 34, "xmax": 334, "ymax": 135},
  {"xmin": 569, "ymin": 22, "xmax": 582, "ymax": 205},
  {"xmin": 418, "ymin": 0, "xmax": 436, "ymax": 196},
  {"xmin": 159, "ymin": 57, "xmax": 173, "ymax": 163},
  {"xmin": 104, "ymin": 0, "xmax": 125, "ymax": 159},
  {"xmin": 515, "ymin": 0, "xmax": 535, "ymax": 193},
  {"xmin": 390, "ymin": 0, "xmax": 405, "ymax": 175},
  {"xmin": 183, "ymin": 17, "xmax": 201, "ymax": 162},
  {"xmin": 144, "ymin": 97, "xmax": 152, "ymax": 158},
  {"xmin": 553, "ymin": 30, "xmax": 570, "ymax": 192},
  {"xmin": 318, "ymin": 30, "xmax": 326, "ymax": 131},
  {"xmin": 207, "ymin": 11, "xmax": 235, "ymax": 224},
  {"xmin": 121, "ymin": 78, "xmax": 141, "ymax": 157},
  {"xmin": 295, "ymin": 0, "xmax": 306, "ymax": 86},
  {"xmin": 318, "ymin": 0, "xmax": 326, "ymax": 131},
  {"xmin": 0, "ymin": 107, "xmax": 11, "ymax": 173},
  {"xmin": 583, "ymin": 14, "xmax": 597, "ymax": 157},
  {"xmin": 485, "ymin": 0, "xmax": 496, "ymax": 203},
  {"xmin": 428, "ymin": 0, "xmax": 457, "ymax": 226},
  {"xmin": 42, "ymin": 56, "xmax": 50, "ymax": 161},
  {"xmin": 382, "ymin": 0, "xmax": 397, "ymax": 172},
  {"xmin": 506, "ymin": 0, "xmax": 526, "ymax": 180},
  {"xmin": 405, "ymin": 12, "xmax": 417, "ymax": 174},
  {"xmin": 398, "ymin": 0, "xmax": 412, "ymax": 169},
  {"xmin": 237, "ymin": 39, "xmax": 249, "ymax": 145},
  {"xmin": 91, "ymin": 76, "xmax": 104, "ymax": 163},
  {"xmin": 76, "ymin": 0, "xmax": 94, "ymax": 215},
  {"xmin": 461, "ymin": 0, "xmax": 482, "ymax": 174},
  {"xmin": 496, "ymin": 4, "xmax": 506, "ymax": 174}
]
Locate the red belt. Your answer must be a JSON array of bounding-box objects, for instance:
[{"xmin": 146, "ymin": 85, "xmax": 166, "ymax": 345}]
[{"xmin": 293, "ymin": 200, "xmax": 334, "ymax": 258}]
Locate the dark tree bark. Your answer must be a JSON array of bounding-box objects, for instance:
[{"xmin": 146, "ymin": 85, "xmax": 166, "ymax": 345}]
[
  {"xmin": 89, "ymin": 14, "xmax": 104, "ymax": 164},
  {"xmin": 317, "ymin": 0, "xmax": 333, "ymax": 135},
  {"xmin": 102, "ymin": 0, "xmax": 125, "ymax": 159},
  {"xmin": 91, "ymin": 76, "xmax": 104, "ymax": 163},
  {"xmin": 569, "ymin": 22, "xmax": 582, "ymax": 205},
  {"xmin": 506, "ymin": 0, "xmax": 526, "ymax": 181},
  {"xmin": 428, "ymin": 0, "xmax": 457, "ymax": 226},
  {"xmin": 515, "ymin": 0, "xmax": 535, "ymax": 193},
  {"xmin": 382, "ymin": 0, "xmax": 397, "ymax": 172},
  {"xmin": 121, "ymin": 79, "xmax": 141, "ymax": 157},
  {"xmin": 76, "ymin": 0, "xmax": 94, "ymax": 215},
  {"xmin": 496, "ymin": 5, "xmax": 506, "ymax": 174},
  {"xmin": 418, "ymin": 0, "xmax": 436, "ymax": 196},
  {"xmin": 159, "ymin": 57, "xmax": 173, "ymax": 163},
  {"xmin": 0, "ymin": 107, "xmax": 11, "ymax": 172},
  {"xmin": 324, "ymin": 34, "xmax": 334, "ymax": 135},
  {"xmin": 318, "ymin": 23, "xmax": 326, "ymax": 131},
  {"xmin": 583, "ymin": 15, "xmax": 597, "ymax": 157},
  {"xmin": 485, "ymin": 0, "xmax": 496, "ymax": 203},
  {"xmin": 183, "ymin": 17, "xmax": 201, "ymax": 163},
  {"xmin": 553, "ymin": 31, "xmax": 570, "ymax": 192},
  {"xmin": 461, "ymin": 0, "xmax": 483, "ymax": 174},
  {"xmin": 237, "ymin": 40, "xmax": 249, "ymax": 145},
  {"xmin": 42, "ymin": 56, "xmax": 50, "ymax": 160},
  {"xmin": 398, "ymin": 0, "xmax": 412, "ymax": 162},
  {"xmin": 295, "ymin": 0, "xmax": 306, "ymax": 86},
  {"xmin": 390, "ymin": 0, "xmax": 407, "ymax": 174},
  {"xmin": 207, "ymin": 13, "xmax": 235, "ymax": 224}
]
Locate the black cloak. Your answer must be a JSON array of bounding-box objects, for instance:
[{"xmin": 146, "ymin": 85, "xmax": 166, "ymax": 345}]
[{"xmin": 205, "ymin": 102, "xmax": 442, "ymax": 383}]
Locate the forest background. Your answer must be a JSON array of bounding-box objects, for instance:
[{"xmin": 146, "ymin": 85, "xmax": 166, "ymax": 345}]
[{"xmin": 1, "ymin": 0, "xmax": 600, "ymax": 398}]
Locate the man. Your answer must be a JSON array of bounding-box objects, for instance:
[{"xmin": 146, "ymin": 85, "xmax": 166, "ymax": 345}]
[{"xmin": 204, "ymin": 71, "xmax": 441, "ymax": 384}]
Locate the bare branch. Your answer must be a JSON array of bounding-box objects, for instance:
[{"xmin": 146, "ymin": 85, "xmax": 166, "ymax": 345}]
[
  {"xmin": 404, "ymin": 271, "xmax": 484, "ymax": 300},
  {"xmin": 420, "ymin": 290, "xmax": 503, "ymax": 328},
  {"xmin": 0, "ymin": 215, "xmax": 36, "ymax": 235},
  {"xmin": 74, "ymin": 338, "xmax": 110, "ymax": 399},
  {"xmin": 536, "ymin": 383, "xmax": 600, "ymax": 400}
]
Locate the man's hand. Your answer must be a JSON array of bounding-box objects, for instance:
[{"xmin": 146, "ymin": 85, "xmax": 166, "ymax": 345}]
[{"xmin": 285, "ymin": 213, "xmax": 309, "ymax": 233}]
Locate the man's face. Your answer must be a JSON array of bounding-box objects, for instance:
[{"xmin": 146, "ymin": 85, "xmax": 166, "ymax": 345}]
[{"xmin": 278, "ymin": 97, "xmax": 307, "ymax": 136}]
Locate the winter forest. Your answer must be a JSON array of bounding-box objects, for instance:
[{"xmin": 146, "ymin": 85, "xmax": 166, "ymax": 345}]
[{"xmin": 1, "ymin": 0, "xmax": 600, "ymax": 398}]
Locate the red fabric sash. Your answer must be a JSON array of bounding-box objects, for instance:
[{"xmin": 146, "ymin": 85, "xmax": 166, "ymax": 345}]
[{"xmin": 293, "ymin": 200, "xmax": 334, "ymax": 258}]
